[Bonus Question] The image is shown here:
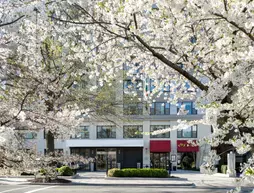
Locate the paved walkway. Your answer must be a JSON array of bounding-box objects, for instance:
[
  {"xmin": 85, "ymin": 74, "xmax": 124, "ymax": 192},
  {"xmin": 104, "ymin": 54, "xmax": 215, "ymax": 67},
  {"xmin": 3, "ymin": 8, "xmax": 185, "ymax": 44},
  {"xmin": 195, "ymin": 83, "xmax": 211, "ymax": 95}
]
[
  {"xmin": 0, "ymin": 170, "xmax": 253, "ymax": 189},
  {"xmin": 171, "ymin": 170, "xmax": 253, "ymax": 188},
  {"xmin": 72, "ymin": 171, "xmax": 193, "ymax": 186},
  {"xmin": 0, "ymin": 177, "xmax": 30, "ymax": 185}
]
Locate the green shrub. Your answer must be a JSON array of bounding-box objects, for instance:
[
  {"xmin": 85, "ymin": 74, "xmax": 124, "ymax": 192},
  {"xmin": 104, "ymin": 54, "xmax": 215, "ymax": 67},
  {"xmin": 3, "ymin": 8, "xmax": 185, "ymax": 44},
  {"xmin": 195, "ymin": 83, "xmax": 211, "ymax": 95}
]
[
  {"xmin": 108, "ymin": 168, "xmax": 120, "ymax": 177},
  {"xmin": 221, "ymin": 165, "xmax": 227, "ymax": 174},
  {"xmin": 108, "ymin": 168, "xmax": 168, "ymax": 178},
  {"xmin": 244, "ymin": 167, "xmax": 254, "ymax": 176},
  {"xmin": 39, "ymin": 168, "xmax": 47, "ymax": 175},
  {"xmin": 58, "ymin": 166, "xmax": 74, "ymax": 176}
]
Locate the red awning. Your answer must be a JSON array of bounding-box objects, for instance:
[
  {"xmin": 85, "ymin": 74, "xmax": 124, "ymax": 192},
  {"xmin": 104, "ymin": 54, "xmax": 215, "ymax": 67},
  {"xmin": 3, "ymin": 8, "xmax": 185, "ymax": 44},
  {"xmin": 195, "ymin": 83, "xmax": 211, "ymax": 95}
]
[
  {"xmin": 177, "ymin": 140, "xmax": 199, "ymax": 152},
  {"xmin": 150, "ymin": 140, "xmax": 171, "ymax": 152}
]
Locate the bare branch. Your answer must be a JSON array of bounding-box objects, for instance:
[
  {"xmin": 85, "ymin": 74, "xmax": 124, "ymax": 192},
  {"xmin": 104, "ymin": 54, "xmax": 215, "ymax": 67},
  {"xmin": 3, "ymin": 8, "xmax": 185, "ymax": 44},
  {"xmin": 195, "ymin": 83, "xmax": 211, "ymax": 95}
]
[
  {"xmin": 133, "ymin": 13, "xmax": 138, "ymax": 29},
  {"xmin": 0, "ymin": 15, "xmax": 25, "ymax": 28},
  {"xmin": 51, "ymin": 16, "xmax": 110, "ymax": 25},
  {"xmin": 134, "ymin": 35, "xmax": 208, "ymax": 91},
  {"xmin": 223, "ymin": 0, "xmax": 228, "ymax": 12},
  {"xmin": 213, "ymin": 13, "xmax": 254, "ymax": 42}
]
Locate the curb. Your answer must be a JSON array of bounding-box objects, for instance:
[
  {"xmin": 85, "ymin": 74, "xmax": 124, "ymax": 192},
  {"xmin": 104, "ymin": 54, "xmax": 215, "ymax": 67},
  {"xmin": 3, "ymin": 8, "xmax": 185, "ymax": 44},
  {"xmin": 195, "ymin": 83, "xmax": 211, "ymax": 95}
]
[
  {"xmin": 71, "ymin": 174, "xmax": 79, "ymax": 179},
  {"xmin": 104, "ymin": 177, "xmax": 188, "ymax": 181},
  {"xmin": 28, "ymin": 182, "xmax": 195, "ymax": 187},
  {"xmin": 0, "ymin": 176, "xmax": 34, "ymax": 179}
]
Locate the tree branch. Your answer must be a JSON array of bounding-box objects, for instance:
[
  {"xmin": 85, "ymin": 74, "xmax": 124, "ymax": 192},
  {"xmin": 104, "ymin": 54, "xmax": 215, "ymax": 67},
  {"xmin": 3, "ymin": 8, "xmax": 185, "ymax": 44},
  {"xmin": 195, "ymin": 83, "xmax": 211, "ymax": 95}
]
[
  {"xmin": 223, "ymin": 0, "xmax": 228, "ymax": 12},
  {"xmin": 213, "ymin": 13, "xmax": 254, "ymax": 42},
  {"xmin": 0, "ymin": 15, "xmax": 25, "ymax": 28},
  {"xmin": 134, "ymin": 35, "xmax": 208, "ymax": 91}
]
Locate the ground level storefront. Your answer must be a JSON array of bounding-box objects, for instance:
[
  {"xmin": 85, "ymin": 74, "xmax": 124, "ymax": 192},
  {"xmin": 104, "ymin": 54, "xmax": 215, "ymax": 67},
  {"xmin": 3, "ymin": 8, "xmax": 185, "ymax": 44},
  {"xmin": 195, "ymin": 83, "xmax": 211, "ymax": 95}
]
[
  {"xmin": 70, "ymin": 147, "xmax": 143, "ymax": 171},
  {"xmin": 70, "ymin": 140, "xmax": 203, "ymax": 171}
]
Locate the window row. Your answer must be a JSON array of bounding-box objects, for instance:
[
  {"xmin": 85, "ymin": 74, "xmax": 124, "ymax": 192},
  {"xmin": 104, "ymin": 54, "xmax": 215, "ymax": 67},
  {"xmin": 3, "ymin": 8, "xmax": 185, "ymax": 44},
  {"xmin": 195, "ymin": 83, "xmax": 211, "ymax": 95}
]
[
  {"xmin": 123, "ymin": 101, "xmax": 197, "ymax": 115},
  {"xmin": 70, "ymin": 125, "xmax": 198, "ymax": 139},
  {"xmin": 124, "ymin": 79, "xmax": 193, "ymax": 94}
]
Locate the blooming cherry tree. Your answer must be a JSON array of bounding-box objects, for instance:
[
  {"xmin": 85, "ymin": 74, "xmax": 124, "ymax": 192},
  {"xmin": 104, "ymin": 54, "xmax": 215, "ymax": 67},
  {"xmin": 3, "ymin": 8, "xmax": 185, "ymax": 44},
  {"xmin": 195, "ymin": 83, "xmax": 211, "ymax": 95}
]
[{"xmin": 0, "ymin": 0, "xmax": 254, "ymax": 187}]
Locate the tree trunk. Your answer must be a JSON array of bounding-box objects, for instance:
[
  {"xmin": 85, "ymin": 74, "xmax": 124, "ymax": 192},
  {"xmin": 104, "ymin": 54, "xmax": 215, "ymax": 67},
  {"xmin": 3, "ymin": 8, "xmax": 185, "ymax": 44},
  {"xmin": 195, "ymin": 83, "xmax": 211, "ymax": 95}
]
[{"xmin": 46, "ymin": 130, "xmax": 55, "ymax": 154}]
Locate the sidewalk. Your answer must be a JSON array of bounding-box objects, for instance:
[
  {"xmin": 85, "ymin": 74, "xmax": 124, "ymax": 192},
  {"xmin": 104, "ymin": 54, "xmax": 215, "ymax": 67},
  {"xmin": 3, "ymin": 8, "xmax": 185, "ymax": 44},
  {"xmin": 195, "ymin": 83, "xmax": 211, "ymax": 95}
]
[
  {"xmin": 1, "ymin": 170, "xmax": 253, "ymax": 188},
  {"xmin": 171, "ymin": 170, "xmax": 254, "ymax": 188},
  {"xmin": 0, "ymin": 177, "xmax": 30, "ymax": 185},
  {"xmin": 70, "ymin": 171, "xmax": 194, "ymax": 187}
]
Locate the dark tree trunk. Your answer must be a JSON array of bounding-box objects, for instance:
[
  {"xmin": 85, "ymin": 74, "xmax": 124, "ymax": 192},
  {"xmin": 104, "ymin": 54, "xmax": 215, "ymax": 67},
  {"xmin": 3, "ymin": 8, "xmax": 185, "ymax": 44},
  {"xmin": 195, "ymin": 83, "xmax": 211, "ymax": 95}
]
[{"xmin": 46, "ymin": 130, "xmax": 55, "ymax": 154}]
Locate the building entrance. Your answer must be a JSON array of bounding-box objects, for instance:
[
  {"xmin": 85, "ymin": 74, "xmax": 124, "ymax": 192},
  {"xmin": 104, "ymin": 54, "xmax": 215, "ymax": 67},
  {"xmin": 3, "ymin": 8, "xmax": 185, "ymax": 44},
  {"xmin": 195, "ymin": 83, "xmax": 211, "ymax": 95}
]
[
  {"xmin": 150, "ymin": 153, "xmax": 169, "ymax": 169},
  {"xmin": 96, "ymin": 148, "xmax": 117, "ymax": 171}
]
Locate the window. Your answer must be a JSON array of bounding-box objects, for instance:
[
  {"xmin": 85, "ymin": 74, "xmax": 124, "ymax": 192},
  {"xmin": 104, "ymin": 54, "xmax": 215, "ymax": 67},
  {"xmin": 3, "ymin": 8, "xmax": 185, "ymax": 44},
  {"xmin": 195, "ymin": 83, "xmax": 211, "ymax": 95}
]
[
  {"xmin": 23, "ymin": 132, "xmax": 37, "ymax": 139},
  {"xmin": 149, "ymin": 79, "xmax": 170, "ymax": 92},
  {"xmin": 150, "ymin": 102, "xmax": 170, "ymax": 115},
  {"xmin": 163, "ymin": 84, "xmax": 170, "ymax": 92},
  {"xmin": 177, "ymin": 125, "xmax": 197, "ymax": 138},
  {"xmin": 123, "ymin": 63, "xmax": 142, "ymax": 74},
  {"xmin": 71, "ymin": 126, "xmax": 89, "ymax": 139},
  {"xmin": 123, "ymin": 125, "xmax": 143, "ymax": 138},
  {"xmin": 123, "ymin": 80, "xmax": 143, "ymax": 97},
  {"xmin": 70, "ymin": 148, "xmax": 90, "ymax": 158},
  {"xmin": 123, "ymin": 80, "xmax": 143, "ymax": 91},
  {"xmin": 123, "ymin": 103, "xmax": 143, "ymax": 115},
  {"xmin": 44, "ymin": 149, "xmax": 63, "ymax": 155},
  {"xmin": 150, "ymin": 79, "xmax": 156, "ymax": 92},
  {"xmin": 97, "ymin": 126, "xmax": 116, "ymax": 139},
  {"xmin": 150, "ymin": 125, "xmax": 170, "ymax": 138},
  {"xmin": 177, "ymin": 101, "xmax": 197, "ymax": 115}
]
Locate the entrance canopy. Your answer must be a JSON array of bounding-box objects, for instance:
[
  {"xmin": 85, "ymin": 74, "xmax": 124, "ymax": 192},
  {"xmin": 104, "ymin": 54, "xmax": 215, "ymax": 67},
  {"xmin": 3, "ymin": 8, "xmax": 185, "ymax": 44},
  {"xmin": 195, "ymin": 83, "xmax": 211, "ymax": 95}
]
[
  {"xmin": 150, "ymin": 140, "xmax": 171, "ymax": 152},
  {"xmin": 177, "ymin": 140, "xmax": 199, "ymax": 152}
]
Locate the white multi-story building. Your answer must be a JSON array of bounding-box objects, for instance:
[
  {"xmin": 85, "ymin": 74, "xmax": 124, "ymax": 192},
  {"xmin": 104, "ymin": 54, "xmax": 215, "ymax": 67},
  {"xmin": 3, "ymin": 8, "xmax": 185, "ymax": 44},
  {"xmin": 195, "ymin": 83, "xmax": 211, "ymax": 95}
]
[{"xmin": 24, "ymin": 72, "xmax": 212, "ymax": 171}]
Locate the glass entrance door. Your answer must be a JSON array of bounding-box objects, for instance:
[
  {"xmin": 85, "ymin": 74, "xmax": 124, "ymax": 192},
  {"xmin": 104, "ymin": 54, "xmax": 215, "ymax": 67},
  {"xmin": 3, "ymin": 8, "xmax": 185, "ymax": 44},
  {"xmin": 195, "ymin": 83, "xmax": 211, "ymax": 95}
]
[
  {"xmin": 96, "ymin": 149, "xmax": 107, "ymax": 171},
  {"xmin": 96, "ymin": 148, "xmax": 117, "ymax": 171},
  {"xmin": 150, "ymin": 153, "xmax": 169, "ymax": 169}
]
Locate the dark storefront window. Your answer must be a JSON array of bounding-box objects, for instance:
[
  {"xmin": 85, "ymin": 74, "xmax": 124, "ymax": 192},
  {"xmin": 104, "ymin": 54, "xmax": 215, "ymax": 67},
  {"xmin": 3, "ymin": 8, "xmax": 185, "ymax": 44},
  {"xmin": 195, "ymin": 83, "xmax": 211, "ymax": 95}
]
[
  {"xmin": 123, "ymin": 125, "xmax": 143, "ymax": 138},
  {"xmin": 96, "ymin": 148, "xmax": 117, "ymax": 171},
  {"xmin": 150, "ymin": 125, "xmax": 170, "ymax": 138},
  {"xmin": 177, "ymin": 125, "xmax": 197, "ymax": 138},
  {"xmin": 44, "ymin": 149, "xmax": 63, "ymax": 155},
  {"xmin": 150, "ymin": 153, "xmax": 169, "ymax": 169},
  {"xmin": 150, "ymin": 102, "xmax": 170, "ymax": 115},
  {"xmin": 97, "ymin": 126, "xmax": 116, "ymax": 139},
  {"xmin": 70, "ymin": 148, "xmax": 90, "ymax": 158}
]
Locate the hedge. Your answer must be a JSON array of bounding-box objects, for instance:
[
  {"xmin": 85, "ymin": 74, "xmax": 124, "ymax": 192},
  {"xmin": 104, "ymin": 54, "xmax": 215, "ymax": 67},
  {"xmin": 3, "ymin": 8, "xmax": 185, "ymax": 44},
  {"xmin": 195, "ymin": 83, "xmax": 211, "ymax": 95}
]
[
  {"xmin": 221, "ymin": 165, "xmax": 227, "ymax": 174},
  {"xmin": 108, "ymin": 168, "xmax": 168, "ymax": 178},
  {"xmin": 57, "ymin": 166, "xmax": 74, "ymax": 176}
]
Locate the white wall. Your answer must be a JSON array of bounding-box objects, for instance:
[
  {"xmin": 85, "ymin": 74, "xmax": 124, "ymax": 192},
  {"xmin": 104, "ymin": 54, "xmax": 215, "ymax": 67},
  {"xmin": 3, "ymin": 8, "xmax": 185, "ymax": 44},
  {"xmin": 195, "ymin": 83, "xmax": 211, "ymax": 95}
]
[{"xmin": 29, "ymin": 121, "xmax": 211, "ymax": 168}]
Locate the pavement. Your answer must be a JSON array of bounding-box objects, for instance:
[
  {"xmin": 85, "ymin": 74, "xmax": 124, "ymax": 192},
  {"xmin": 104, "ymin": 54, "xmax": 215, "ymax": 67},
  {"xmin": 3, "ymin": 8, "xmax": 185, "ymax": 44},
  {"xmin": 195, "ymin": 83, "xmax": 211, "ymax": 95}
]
[
  {"xmin": 0, "ymin": 170, "xmax": 253, "ymax": 191},
  {"xmin": 69, "ymin": 171, "xmax": 195, "ymax": 186},
  {"xmin": 171, "ymin": 170, "xmax": 254, "ymax": 188}
]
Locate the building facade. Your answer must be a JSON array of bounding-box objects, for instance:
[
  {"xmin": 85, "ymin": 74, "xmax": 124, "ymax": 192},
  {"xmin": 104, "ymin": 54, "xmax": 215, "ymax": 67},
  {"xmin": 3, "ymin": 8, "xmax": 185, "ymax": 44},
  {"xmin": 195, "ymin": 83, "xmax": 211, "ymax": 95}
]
[
  {"xmin": 23, "ymin": 67, "xmax": 212, "ymax": 171},
  {"xmin": 25, "ymin": 108, "xmax": 211, "ymax": 171}
]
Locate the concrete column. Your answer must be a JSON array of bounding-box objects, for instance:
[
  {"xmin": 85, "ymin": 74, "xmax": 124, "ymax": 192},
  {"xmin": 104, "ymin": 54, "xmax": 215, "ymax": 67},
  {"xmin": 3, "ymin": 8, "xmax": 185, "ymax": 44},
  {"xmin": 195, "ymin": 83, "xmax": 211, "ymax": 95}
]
[
  {"xmin": 170, "ymin": 121, "xmax": 178, "ymax": 169},
  {"xmin": 64, "ymin": 147, "xmax": 70, "ymax": 155},
  {"xmin": 143, "ymin": 120, "xmax": 150, "ymax": 168},
  {"xmin": 227, "ymin": 151, "xmax": 236, "ymax": 177},
  {"xmin": 90, "ymin": 123, "xmax": 97, "ymax": 140},
  {"xmin": 36, "ymin": 129, "xmax": 45, "ymax": 155},
  {"xmin": 116, "ymin": 121, "xmax": 123, "ymax": 139},
  {"xmin": 170, "ymin": 104, "xmax": 177, "ymax": 114}
]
